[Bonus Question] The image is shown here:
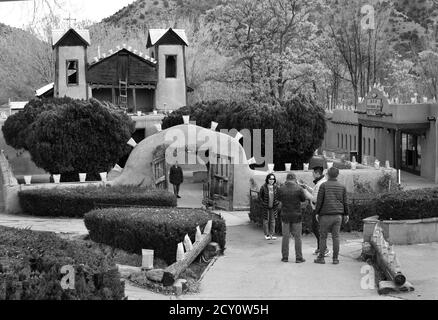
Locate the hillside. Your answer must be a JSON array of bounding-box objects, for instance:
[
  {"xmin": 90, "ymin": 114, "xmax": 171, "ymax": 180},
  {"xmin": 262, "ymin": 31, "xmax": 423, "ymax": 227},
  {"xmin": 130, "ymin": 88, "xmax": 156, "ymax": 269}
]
[
  {"xmin": 0, "ymin": 23, "xmax": 53, "ymax": 105},
  {"xmin": 98, "ymin": 0, "xmax": 222, "ymax": 30}
]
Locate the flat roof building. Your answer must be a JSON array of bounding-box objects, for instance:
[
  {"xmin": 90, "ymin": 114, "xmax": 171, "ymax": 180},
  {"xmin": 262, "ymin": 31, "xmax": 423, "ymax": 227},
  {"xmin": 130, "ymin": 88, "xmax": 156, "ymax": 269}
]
[{"xmin": 323, "ymin": 87, "xmax": 438, "ymax": 183}]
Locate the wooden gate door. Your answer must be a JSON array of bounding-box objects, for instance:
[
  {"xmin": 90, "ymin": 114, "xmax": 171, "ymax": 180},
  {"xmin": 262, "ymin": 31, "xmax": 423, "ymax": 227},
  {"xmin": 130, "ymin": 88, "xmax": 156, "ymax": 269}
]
[
  {"xmin": 152, "ymin": 156, "xmax": 167, "ymax": 190},
  {"xmin": 209, "ymin": 154, "xmax": 233, "ymax": 211}
]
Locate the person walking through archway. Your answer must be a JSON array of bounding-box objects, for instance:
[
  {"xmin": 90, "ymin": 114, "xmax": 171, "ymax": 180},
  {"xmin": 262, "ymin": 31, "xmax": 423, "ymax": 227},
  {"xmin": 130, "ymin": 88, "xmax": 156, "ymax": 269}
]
[
  {"xmin": 258, "ymin": 173, "xmax": 281, "ymax": 240},
  {"xmin": 169, "ymin": 161, "xmax": 183, "ymax": 198}
]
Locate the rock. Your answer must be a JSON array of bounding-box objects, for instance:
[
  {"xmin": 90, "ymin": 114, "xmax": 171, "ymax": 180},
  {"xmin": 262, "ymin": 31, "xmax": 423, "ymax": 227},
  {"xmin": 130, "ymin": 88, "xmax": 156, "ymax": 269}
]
[
  {"xmin": 116, "ymin": 264, "xmax": 142, "ymax": 278},
  {"xmin": 378, "ymin": 280, "xmax": 415, "ymax": 295},
  {"xmin": 203, "ymin": 242, "xmax": 220, "ymax": 259},
  {"xmin": 173, "ymin": 279, "xmax": 188, "ymax": 296},
  {"xmin": 146, "ymin": 269, "xmax": 165, "ymax": 282}
]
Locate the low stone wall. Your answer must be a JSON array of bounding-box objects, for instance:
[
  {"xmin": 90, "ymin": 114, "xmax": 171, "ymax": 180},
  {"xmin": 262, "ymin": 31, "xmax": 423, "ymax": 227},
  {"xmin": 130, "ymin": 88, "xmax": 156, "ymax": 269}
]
[
  {"xmin": 0, "ymin": 151, "xmax": 108, "ymax": 214},
  {"xmin": 363, "ymin": 216, "xmax": 438, "ymax": 245}
]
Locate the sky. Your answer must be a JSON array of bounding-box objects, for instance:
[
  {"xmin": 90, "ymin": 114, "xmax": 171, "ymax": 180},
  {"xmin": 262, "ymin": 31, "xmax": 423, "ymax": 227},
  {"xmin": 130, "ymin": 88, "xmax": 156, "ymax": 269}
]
[{"xmin": 0, "ymin": 0, "xmax": 137, "ymax": 30}]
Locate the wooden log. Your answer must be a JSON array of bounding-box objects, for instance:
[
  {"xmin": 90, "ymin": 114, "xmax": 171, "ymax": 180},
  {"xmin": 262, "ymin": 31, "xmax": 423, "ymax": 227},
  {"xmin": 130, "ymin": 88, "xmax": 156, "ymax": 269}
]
[
  {"xmin": 162, "ymin": 232, "xmax": 212, "ymax": 286},
  {"xmin": 371, "ymin": 240, "xmax": 406, "ymax": 286}
]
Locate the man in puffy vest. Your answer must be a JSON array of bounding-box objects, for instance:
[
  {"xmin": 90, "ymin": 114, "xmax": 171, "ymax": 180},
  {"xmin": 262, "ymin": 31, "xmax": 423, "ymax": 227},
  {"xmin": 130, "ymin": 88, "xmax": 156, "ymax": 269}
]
[
  {"xmin": 169, "ymin": 161, "xmax": 183, "ymax": 198},
  {"xmin": 314, "ymin": 167, "xmax": 350, "ymax": 265}
]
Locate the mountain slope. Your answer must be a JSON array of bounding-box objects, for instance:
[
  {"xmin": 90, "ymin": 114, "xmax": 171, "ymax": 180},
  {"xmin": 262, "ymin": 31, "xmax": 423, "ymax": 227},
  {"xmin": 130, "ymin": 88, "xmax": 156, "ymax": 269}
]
[{"xmin": 0, "ymin": 23, "xmax": 53, "ymax": 104}]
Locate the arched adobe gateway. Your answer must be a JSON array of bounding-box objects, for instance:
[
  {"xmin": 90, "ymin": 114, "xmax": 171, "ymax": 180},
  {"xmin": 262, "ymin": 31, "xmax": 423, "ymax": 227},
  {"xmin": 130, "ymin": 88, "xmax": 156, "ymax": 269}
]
[{"xmin": 111, "ymin": 124, "xmax": 254, "ymax": 210}]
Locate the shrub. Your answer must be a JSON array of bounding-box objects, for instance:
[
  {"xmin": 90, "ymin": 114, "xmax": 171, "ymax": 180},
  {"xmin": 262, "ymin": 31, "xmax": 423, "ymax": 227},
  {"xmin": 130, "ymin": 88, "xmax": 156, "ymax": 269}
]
[
  {"xmin": 18, "ymin": 185, "xmax": 177, "ymax": 217},
  {"xmin": 162, "ymin": 96, "xmax": 326, "ymax": 170},
  {"xmin": 84, "ymin": 207, "xmax": 226, "ymax": 265},
  {"xmin": 2, "ymin": 97, "xmax": 135, "ymax": 181},
  {"xmin": 376, "ymin": 188, "xmax": 438, "ymax": 220},
  {"xmin": 249, "ymin": 191, "xmax": 377, "ymax": 233},
  {"xmin": 0, "ymin": 226, "xmax": 124, "ymax": 300}
]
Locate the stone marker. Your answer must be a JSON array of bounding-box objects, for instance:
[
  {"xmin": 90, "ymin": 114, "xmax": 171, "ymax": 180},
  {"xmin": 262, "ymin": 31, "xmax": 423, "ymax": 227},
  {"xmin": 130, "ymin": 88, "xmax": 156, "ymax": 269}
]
[
  {"xmin": 173, "ymin": 279, "xmax": 188, "ymax": 295},
  {"xmin": 116, "ymin": 264, "xmax": 142, "ymax": 278},
  {"xmin": 146, "ymin": 269, "xmax": 165, "ymax": 282}
]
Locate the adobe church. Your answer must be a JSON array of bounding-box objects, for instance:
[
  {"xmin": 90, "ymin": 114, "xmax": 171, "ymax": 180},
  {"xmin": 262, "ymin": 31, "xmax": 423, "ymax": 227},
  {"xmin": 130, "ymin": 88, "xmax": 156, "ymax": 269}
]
[{"xmin": 37, "ymin": 27, "xmax": 189, "ymax": 114}]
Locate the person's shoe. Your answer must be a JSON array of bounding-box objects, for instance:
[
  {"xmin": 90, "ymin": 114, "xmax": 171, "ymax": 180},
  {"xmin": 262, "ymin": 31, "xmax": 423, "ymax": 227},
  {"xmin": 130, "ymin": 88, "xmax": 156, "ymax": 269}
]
[
  {"xmin": 177, "ymin": 195, "xmax": 181, "ymax": 198},
  {"xmin": 296, "ymin": 258, "xmax": 306, "ymax": 263},
  {"xmin": 281, "ymin": 257, "xmax": 288, "ymax": 262},
  {"xmin": 314, "ymin": 257, "xmax": 325, "ymax": 264},
  {"xmin": 333, "ymin": 258, "xmax": 339, "ymax": 265},
  {"xmin": 324, "ymin": 249, "xmax": 331, "ymax": 257},
  {"xmin": 265, "ymin": 235, "xmax": 271, "ymax": 240},
  {"xmin": 270, "ymin": 235, "xmax": 277, "ymax": 240},
  {"xmin": 313, "ymin": 249, "xmax": 320, "ymax": 255}
]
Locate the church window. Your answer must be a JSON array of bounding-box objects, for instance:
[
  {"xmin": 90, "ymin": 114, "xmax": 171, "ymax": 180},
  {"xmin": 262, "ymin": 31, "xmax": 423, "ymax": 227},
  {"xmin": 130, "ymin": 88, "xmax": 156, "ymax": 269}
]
[
  {"xmin": 165, "ymin": 55, "xmax": 177, "ymax": 78},
  {"xmin": 66, "ymin": 60, "xmax": 79, "ymax": 85}
]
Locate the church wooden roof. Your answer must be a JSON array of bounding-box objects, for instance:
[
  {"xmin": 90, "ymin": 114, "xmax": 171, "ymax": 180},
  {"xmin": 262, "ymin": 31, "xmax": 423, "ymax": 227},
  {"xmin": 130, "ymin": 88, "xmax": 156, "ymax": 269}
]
[{"xmin": 87, "ymin": 48, "xmax": 157, "ymax": 85}]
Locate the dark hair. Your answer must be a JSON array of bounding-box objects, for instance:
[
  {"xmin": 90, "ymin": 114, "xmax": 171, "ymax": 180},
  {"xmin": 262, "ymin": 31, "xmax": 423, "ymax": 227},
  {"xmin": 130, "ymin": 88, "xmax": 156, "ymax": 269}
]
[
  {"xmin": 265, "ymin": 173, "xmax": 277, "ymax": 184},
  {"xmin": 312, "ymin": 166, "xmax": 324, "ymax": 175},
  {"xmin": 286, "ymin": 173, "xmax": 297, "ymax": 181},
  {"xmin": 327, "ymin": 167, "xmax": 339, "ymax": 179}
]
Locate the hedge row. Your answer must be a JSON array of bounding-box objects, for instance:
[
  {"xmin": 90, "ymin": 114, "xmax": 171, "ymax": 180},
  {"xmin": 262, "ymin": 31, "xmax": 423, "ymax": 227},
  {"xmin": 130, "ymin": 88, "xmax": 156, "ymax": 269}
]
[
  {"xmin": 84, "ymin": 207, "xmax": 226, "ymax": 265},
  {"xmin": 0, "ymin": 226, "xmax": 124, "ymax": 300},
  {"xmin": 18, "ymin": 185, "xmax": 177, "ymax": 217},
  {"xmin": 249, "ymin": 192, "xmax": 377, "ymax": 233},
  {"xmin": 376, "ymin": 188, "xmax": 438, "ymax": 220}
]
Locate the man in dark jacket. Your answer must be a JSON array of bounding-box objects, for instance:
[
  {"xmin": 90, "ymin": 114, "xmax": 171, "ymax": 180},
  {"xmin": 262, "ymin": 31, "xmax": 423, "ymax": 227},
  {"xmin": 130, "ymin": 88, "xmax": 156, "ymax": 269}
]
[
  {"xmin": 169, "ymin": 161, "xmax": 183, "ymax": 198},
  {"xmin": 314, "ymin": 167, "xmax": 350, "ymax": 265},
  {"xmin": 278, "ymin": 173, "xmax": 312, "ymax": 263}
]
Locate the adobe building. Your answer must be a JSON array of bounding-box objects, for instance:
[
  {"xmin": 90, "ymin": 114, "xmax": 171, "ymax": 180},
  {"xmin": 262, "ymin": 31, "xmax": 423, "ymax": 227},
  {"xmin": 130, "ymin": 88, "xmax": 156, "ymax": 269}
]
[
  {"xmin": 37, "ymin": 27, "xmax": 189, "ymax": 115},
  {"xmin": 322, "ymin": 87, "xmax": 438, "ymax": 182}
]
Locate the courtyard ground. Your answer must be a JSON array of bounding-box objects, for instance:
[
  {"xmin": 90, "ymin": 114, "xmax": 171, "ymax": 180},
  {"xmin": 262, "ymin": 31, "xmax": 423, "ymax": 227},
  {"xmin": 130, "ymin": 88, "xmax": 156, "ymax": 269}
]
[{"xmin": 0, "ymin": 169, "xmax": 437, "ymax": 300}]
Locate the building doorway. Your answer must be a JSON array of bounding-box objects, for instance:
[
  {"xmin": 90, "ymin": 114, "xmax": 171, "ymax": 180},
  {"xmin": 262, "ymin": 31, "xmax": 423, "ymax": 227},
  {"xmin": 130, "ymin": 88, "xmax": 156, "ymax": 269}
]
[{"xmin": 401, "ymin": 132, "xmax": 421, "ymax": 175}]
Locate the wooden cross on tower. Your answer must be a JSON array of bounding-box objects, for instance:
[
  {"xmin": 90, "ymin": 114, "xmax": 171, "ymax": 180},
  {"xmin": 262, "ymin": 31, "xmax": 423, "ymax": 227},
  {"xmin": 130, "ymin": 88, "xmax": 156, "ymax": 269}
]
[{"xmin": 64, "ymin": 13, "xmax": 77, "ymax": 28}]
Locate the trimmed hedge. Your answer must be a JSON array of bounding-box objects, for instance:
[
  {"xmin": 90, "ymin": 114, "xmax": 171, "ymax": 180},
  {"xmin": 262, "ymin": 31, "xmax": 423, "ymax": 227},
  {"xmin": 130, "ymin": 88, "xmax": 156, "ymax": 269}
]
[
  {"xmin": 84, "ymin": 207, "xmax": 226, "ymax": 265},
  {"xmin": 376, "ymin": 188, "xmax": 438, "ymax": 220},
  {"xmin": 18, "ymin": 185, "xmax": 177, "ymax": 217},
  {"xmin": 249, "ymin": 192, "xmax": 377, "ymax": 233},
  {"xmin": 0, "ymin": 226, "xmax": 124, "ymax": 300}
]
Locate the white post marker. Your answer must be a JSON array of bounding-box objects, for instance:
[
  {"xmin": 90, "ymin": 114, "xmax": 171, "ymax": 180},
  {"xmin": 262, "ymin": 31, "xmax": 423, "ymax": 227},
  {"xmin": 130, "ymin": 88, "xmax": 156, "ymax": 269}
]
[
  {"xmin": 176, "ymin": 242, "xmax": 185, "ymax": 262},
  {"xmin": 203, "ymin": 220, "xmax": 212, "ymax": 235},
  {"xmin": 127, "ymin": 138, "xmax": 137, "ymax": 148},
  {"xmin": 210, "ymin": 121, "xmax": 218, "ymax": 131},
  {"xmin": 99, "ymin": 172, "xmax": 107, "ymax": 182},
  {"xmin": 195, "ymin": 226, "xmax": 202, "ymax": 243},
  {"xmin": 154, "ymin": 124, "xmax": 162, "ymax": 132},
  {"xmin": 303, "ymin": 163, "xmax": 309, "ymax": 171},
  {"xmin": 183, "ymin": 115, "xmax": 190, "ymax": 124},
  {"xmin": 268, "ymin": 163, "xmax": 275, "ymax": 173},
  {"xmin": 285, "ymin": 163, "xmax": 291, "ymax": 171},
  {"xmin": 234, "ymin": 131, "xmax": 243, "ymax": 141},
  {"xmin": 374, "ymin": 160, "xmax": 380, "ymax": 170},
  {"xmin": 142, "ymin": 249, "xmax": 154, "ymax": 270},
  {"xmin": 79, "ymin": 173, "xmax": 87, "ymax": 183},
  {"xmin": 113, "ymin": 164, "xmax": 123, "ymax": 172},
  {"xmin": 24, "ymin": 175, "xmax": 32, "ymax": 185},
  {"xmin": 53, "ymin": 174, "xmax": 61, "ymax": 184},
  {"xmin": 183, "ymin": 234, "xmax": 194, "ymax": 252},
  {"xmin": 385, "ymin": 160, "xmax": 390, "ymax": 169}
]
